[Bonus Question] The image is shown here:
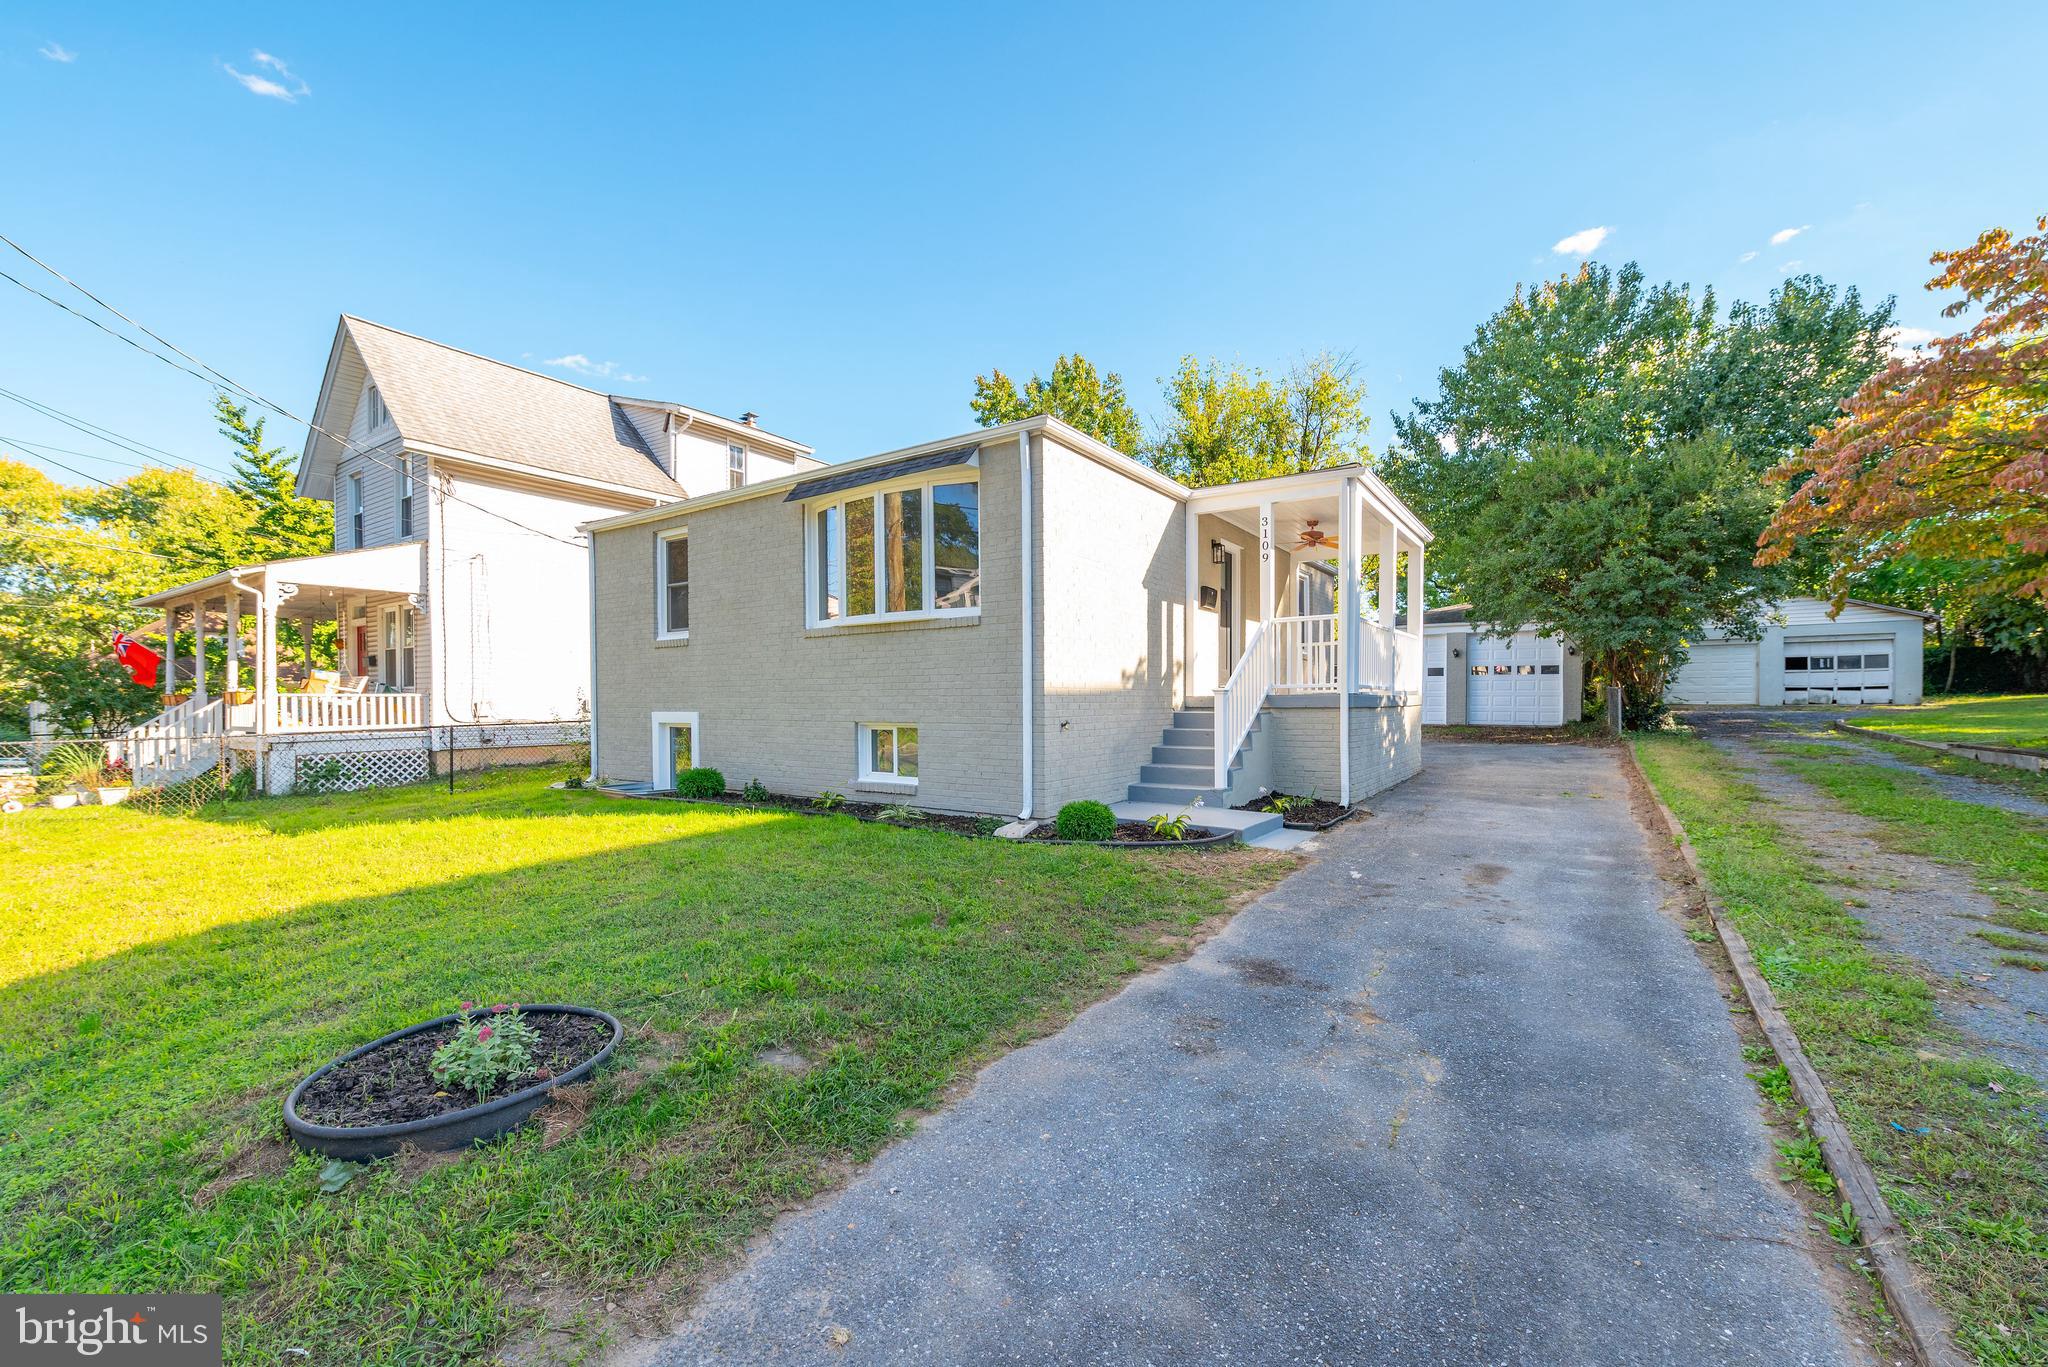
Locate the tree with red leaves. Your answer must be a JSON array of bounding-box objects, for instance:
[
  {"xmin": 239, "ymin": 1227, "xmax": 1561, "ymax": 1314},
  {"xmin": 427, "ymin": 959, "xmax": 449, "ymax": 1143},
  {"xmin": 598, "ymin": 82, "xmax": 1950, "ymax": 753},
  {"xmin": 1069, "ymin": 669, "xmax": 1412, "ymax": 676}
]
[{"xmin": 1761, "ymin": 217, "xmax": 2048, "ymax": 631}]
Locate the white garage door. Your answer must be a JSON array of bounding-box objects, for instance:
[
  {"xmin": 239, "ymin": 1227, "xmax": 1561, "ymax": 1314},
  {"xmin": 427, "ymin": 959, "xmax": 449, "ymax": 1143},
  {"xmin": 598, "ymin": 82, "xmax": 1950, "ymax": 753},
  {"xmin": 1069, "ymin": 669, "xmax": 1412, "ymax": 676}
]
[
  {"xmin": 1423, "ymin": 635, "xmax": 1447, "ymax": 724},
  {"xmin": 1467, "ymin": 633, "xmax": 1564, "ymax": 726},
  {"xmin": 1670, "ymin": 642, "xmax": 1759, "ymax": 704},
  {"xmin": 1785, "ymin": 638, "xmax": 1893, "ymax": 705}
]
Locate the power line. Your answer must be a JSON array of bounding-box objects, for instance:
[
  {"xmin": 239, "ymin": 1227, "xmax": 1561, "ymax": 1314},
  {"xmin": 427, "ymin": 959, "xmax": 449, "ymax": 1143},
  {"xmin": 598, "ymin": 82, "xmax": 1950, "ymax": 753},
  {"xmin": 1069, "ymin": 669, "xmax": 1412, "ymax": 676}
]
[
  {"xmin": 0, "ymin": 385, "xmax": 205, "ymax": 468},
  {"xmin": 1, "ymin": 432, "xmax": 232, "ymax": 482},
  {"xmin": 0, "ymin": 235, "xmax": 588, "ymax": 549}
]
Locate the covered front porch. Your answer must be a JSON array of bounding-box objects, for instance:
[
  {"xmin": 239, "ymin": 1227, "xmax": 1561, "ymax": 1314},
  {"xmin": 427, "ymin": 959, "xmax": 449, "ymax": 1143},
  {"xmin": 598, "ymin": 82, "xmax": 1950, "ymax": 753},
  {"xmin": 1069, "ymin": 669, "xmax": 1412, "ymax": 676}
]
[
  {"xmin": 131, "ymin": 543, "xmax": 429, "ymax": 748},
  {"xmin": 1176, "ymin": 465, "xmax": 1430, "ymax": 803}
]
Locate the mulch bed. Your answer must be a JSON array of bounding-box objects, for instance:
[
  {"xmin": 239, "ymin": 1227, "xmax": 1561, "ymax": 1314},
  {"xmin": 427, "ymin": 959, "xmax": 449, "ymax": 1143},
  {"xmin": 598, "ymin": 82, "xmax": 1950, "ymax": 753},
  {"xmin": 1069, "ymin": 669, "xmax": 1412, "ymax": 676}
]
[
  {"xmin": 666, "ymin": 789, "xmax": 1002, "ymax": 837},
  {"xmin": 1232, "ymin": 792, "xmax": 1358, "ymax": 830},
  {"xmin": 1023, "ymin": 821, "xmax": 1236, "ymax": 847},
  {"xmin": 295, "ymin": 1013, "xmax": 610, "ymax": 1128}
]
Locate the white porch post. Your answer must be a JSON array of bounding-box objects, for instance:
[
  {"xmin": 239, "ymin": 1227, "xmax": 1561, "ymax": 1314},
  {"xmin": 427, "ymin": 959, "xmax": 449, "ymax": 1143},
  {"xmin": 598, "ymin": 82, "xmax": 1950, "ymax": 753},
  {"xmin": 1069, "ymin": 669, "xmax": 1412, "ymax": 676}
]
[
  {"xmin": 303, "ymin": 618, "xmax": 315, "ymax": 683},
  {"xmin": 1183, "ymin": 502, "xmax": 1198, "ymax": 707},
  {"xmin": 1338, "ymin": 477, "xmax": 1361, "ymax": 806},
  {"xmin": 225, "ymin": 592, "xmax": 242, "ymax": 695},
  {"xmin": 192, "ymin": 599, "xmax": 208, "ymax": 703},
  {"xmin": 1258, "ymin": 500, "xmax": 1275, "ymax": 626},
  {"xmin": 1406, "ymin": 536, "xmax": 1425, "ymax": 637},
  {"xmin": 1378, "ymin": 517, "xmax": 1398, "ymax": 630},
  {"xmin": 258, "ymin": 585, "xmax": 278, "ymax": 735},
  {"xmin": 161, "ymin": 602, "xmax": 178, "ymax": 701}
]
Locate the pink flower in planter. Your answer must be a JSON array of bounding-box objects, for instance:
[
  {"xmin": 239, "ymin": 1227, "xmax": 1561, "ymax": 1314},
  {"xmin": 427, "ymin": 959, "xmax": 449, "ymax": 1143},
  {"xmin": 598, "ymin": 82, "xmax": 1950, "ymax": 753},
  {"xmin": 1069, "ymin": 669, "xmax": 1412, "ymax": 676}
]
[
  {"xmin": 477, "ymin": 1025, "xmax": 494, "ymax": 1042},
  {"xmin": 461, "ymin": 1001, "xmax": 475, "ymax": 1011}
]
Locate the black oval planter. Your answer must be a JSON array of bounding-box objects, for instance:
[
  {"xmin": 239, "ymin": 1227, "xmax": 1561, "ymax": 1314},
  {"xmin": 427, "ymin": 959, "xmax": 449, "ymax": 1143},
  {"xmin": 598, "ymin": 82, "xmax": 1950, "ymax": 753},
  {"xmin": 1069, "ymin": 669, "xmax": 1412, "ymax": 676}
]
[{"xmin": 284, "ymin": 1005, "xmax": 621, "ymax": 1161}]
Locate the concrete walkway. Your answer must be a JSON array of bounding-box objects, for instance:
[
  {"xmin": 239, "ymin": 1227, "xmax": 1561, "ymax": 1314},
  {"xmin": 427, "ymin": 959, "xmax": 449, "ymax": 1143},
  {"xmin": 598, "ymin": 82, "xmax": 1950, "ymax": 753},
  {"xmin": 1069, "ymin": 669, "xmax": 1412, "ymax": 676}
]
[{"xmin": 628, "ymin": 744, "xmax": 1855, "ymax": 1366}]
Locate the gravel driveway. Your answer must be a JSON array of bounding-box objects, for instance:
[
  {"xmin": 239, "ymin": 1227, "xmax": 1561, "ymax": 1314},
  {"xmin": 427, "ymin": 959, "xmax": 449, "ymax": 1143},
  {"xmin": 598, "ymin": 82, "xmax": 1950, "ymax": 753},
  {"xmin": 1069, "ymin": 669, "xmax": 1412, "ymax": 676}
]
[{"xmin": 621, "ymin": 743, "xmax": 1857, "ymax": 1366}]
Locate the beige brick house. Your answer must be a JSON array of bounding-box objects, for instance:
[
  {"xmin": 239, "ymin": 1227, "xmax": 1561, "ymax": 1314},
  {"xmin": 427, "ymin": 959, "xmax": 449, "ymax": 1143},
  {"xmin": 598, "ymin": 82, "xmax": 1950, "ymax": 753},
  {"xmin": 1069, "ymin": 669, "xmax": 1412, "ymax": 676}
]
[{"xmin": 586, "ymin": 416, "xmax": 1431, "ymax": 837}]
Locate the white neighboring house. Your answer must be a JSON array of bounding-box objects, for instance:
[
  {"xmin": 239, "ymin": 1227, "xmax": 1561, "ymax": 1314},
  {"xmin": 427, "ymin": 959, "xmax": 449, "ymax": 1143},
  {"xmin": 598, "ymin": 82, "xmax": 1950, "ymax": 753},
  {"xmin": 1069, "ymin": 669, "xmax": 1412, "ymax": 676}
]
[
  {"xmin": 1666, "ymin": 597, "xmax": 1931, "ymax": 706},
  {"xmin": 122, "ymin": 316, "xmax": 813, "ymax": 792},
  {"xmin": 1420, "ymin": 607, "xmax": 1585, "ymax": 727}
]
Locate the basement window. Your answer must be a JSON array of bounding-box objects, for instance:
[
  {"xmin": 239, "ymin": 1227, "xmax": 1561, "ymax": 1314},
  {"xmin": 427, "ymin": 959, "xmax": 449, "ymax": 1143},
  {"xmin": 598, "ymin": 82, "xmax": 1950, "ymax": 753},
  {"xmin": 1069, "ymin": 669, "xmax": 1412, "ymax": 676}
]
[{"xmin": 858, "ymin": 723, "xmax": 918, "ymax": 784}]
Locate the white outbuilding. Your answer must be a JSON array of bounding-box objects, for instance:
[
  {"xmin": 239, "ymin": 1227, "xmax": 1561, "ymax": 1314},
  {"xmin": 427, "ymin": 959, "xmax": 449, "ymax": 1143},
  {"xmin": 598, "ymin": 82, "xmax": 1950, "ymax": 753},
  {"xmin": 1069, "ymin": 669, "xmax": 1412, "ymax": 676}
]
[
  {"xmin": 1421, "ymin": 607, "xmax": 1584, "ymax": 727},
  {"xmin": 1666, "ymin": 597, "xmax": 1931, "ymax": 706}
]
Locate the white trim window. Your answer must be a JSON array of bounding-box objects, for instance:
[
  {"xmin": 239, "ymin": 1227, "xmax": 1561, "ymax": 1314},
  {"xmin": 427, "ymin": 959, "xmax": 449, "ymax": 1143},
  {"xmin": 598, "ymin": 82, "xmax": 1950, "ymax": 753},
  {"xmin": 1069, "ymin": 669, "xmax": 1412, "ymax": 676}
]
[
  {"xmin": 808, "ymin": 472, "xmax": 979, "ymax": 627},
  {"xmin": 858, "ymin": 723, "xmax": 918, "ymax": 784},
  {"xmin": 348, "ymin": 473, "xmax": 365, "ymax": 549},
  {"xmin": 365, "ymin": 383, "xmax": 390, "ymax": 431},
  {"xmin": 651, "ymin": 710, "xmax": 700, "ymax": 788},
  {"xmin": 727, "ymin": 442, "xmax": 747, "ymax": 491},
  {"xmin": 657, "ymin": 529, "xmax": 689, "ymax": 639},
  {"xmin": 397, "ymin": 456, "xmax": 415, "ymax": 538}
]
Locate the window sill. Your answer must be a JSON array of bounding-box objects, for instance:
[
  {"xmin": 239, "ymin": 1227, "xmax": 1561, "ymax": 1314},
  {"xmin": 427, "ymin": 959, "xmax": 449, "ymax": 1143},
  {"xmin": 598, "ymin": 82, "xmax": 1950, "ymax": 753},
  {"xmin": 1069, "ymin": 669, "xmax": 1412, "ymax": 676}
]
[
  {"xmin": 653, "ymin": 632, "xmax": 690, "ymax": 649},
  {"xmin": 854, "ymin": 780, "xmax": 918, "ymax": 797},
  {"xmin": 805, "ymin": 613, "xmax": 979, "ymax": 639}
]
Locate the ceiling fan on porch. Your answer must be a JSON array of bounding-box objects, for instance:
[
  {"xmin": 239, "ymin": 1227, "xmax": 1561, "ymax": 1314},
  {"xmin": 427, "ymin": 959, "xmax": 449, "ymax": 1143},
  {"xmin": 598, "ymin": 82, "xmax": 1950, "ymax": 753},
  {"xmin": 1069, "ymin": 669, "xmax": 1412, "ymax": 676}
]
[{"xmin": 1293, "ymin": 519, "xmax": 1338, "ymax": 553}]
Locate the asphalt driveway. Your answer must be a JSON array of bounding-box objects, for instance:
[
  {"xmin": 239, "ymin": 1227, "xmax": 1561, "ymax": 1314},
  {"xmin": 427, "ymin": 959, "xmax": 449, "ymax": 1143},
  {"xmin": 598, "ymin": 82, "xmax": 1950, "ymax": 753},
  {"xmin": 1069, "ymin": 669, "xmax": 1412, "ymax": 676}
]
[{"xmin": 627, "ymin": 743, "xmax": 1855, "ymax": 1366}]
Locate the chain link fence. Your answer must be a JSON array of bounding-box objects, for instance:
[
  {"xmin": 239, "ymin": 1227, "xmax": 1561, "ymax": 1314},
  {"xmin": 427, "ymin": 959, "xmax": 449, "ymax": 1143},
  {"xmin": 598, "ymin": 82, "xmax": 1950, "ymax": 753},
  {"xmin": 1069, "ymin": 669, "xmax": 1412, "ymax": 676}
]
[{"xmin": 2, "ymin": 720, "xmax": 588, "ymax": 816}]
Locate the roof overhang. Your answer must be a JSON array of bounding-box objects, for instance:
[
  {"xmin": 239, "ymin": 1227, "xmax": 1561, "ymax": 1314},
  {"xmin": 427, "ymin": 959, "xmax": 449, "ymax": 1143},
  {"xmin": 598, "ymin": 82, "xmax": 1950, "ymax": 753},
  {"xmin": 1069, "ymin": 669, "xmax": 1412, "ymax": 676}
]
[
  {"xmin": 132, "ymin": 543, "xmax": 425, "ymax": 609},
  {"xmin": 609, "ymin": 396, "xmax": 814, "ymax": 458}
]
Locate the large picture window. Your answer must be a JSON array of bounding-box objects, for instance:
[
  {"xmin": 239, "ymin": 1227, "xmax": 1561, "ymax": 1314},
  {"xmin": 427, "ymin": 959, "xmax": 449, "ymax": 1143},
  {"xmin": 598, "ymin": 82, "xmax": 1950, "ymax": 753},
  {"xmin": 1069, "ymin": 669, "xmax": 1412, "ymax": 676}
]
[
  {"xmin": 657, "ymin": 530, "xmax": 689, "ymax": 638},
  {"xmin": 810, "ymin": 476, "xmax": 978, "ymax": 625}
]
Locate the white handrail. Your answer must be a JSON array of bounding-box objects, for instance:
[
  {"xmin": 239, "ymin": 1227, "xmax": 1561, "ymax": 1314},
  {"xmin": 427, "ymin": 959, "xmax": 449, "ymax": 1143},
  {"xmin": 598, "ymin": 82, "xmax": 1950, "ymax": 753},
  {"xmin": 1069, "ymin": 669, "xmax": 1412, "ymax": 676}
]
[
  {"xmin": 274, "ymin": 690, "xmax": 425, "ymax": 731},
  {"xmin": 118, "ymin": 696, "xmax": 226, "ymax": 784},
  {"xmin": 1270, "ymin": 614, "xmax": 1340, "ymax": 692},
  {"xmin": 1214, "ymin": 619, "xmax": 1274, "ymax": 789}
]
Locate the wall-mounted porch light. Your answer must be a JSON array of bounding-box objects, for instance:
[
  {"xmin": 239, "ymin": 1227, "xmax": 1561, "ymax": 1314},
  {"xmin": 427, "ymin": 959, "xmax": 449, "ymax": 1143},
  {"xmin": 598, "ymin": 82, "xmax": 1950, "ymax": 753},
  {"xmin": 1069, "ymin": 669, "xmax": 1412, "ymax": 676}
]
[{"xmin": 1209, "ymin": 539, "xmax": 1226, "ymax": 564}]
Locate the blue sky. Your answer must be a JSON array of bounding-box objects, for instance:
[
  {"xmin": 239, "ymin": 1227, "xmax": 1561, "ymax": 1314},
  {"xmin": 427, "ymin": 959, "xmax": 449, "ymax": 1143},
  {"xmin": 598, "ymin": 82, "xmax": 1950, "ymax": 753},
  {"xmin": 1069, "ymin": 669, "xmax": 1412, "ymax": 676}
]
[{"xmin": 2, "ymin": 2, "xmax": 2043, "ymax": 486}]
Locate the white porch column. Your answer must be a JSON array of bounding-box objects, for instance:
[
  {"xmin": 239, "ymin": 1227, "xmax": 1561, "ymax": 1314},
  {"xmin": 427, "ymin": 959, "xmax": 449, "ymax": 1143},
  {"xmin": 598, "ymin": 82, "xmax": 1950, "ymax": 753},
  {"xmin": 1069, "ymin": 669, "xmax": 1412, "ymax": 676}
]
[
  {"xmin": 258, "ymin": 586, "xmax": 278, "ymax": 734},
  {"xmin": 1183, "ymin": 504, "xmax": 1198, "ymax": 706},
  {"xmin": 1378, "ymin": 517, "xmax": 1399, "ymax": 630},
  {"xmin": 225, "ymin": 592, "xmax": 242, "ymax": 695},
  {"xmin": 1337, "ymin": 478, "xmax": 1361, "ymax": 806},
  {"xmin": 192, "ymin": 599, "xmax": 208, "ymax": 702},
  {"xmin": 303, "ymin": 618, "xmax": 315, "ymax": 683},
  {"xmin": 1406, "ymin": 536, "xmax": 1425, "ymax": 636},
  {"xmin": 1258, "ymin": 500, "xmax": 1275, "ymax": 625},
  {"xmin": 161, "ymin": 602, "xmax": 178, "ymax": 701}
]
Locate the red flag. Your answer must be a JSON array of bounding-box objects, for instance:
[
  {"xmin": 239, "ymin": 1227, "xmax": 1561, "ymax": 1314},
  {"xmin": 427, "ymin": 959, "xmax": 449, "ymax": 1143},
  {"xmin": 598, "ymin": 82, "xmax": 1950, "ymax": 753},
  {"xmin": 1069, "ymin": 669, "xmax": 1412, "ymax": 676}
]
[{"xmin": 111, "ymin": 631, "xmax": 161, "ymax": 689}]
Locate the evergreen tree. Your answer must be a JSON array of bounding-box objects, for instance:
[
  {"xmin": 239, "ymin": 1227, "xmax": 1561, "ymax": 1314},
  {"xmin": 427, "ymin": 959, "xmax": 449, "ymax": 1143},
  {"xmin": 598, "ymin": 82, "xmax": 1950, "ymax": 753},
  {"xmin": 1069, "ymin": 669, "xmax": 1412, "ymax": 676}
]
[{"xmin": 219, "ymin": 396, "xmax": 331, "ymax": 559}]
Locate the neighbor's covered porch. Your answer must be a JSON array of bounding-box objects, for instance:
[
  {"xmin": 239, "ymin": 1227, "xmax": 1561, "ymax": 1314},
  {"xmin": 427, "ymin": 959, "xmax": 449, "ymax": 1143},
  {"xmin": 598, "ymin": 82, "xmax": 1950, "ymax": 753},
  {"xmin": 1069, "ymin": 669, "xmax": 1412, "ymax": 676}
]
[
  {"xmin": 1183, "ymin": 466, "xmax": 1430, "ymax": 793},
  {"xmin": 133, "ymin": 543, "xmax": 429, "ymax": 735}
]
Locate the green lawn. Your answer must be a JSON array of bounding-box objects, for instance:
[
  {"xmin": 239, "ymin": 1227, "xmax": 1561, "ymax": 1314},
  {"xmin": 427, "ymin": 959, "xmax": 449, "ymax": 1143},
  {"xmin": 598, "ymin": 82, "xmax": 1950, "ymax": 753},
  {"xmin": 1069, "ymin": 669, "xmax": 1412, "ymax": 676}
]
[
  {"xmin": 1634, "ymin": 735, "xmax": 2048, "ymax": 1363},
  {"xmin": 0, "ymin": 774, "xmax": 1290, "ymax": 1365},
  {"xmin": 1865, "ymin": 694, "xmax": 2048, "ymax": 750}
]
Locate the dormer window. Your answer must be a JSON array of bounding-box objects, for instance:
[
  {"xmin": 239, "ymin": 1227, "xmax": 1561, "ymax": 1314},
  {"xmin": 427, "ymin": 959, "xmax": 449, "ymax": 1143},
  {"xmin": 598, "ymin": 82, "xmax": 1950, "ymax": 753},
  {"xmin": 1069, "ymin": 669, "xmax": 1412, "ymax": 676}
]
[{"xmin": 727, "ymin": 442, "xmax": 747, "ymax": 491}]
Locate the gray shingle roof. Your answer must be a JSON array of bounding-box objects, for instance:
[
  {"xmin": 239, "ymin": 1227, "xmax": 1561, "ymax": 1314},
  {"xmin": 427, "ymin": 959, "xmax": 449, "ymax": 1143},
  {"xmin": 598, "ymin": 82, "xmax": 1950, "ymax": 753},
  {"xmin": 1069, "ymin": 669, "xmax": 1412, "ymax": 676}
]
[{"xmin": 341, "ymin": 317, "xmax": 683, "ymax": 497}]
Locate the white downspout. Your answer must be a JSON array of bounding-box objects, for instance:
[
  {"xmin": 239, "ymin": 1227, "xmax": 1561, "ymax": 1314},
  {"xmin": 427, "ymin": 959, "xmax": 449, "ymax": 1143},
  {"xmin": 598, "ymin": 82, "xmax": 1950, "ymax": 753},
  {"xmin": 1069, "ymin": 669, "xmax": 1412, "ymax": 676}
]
[
  {"xmin": 1017, "ymin": 429, "xmax": 1035, "ymax": 820},
  {"xmin": 586, "ymin": 535, "xmax": 600, "ymax": 785}
]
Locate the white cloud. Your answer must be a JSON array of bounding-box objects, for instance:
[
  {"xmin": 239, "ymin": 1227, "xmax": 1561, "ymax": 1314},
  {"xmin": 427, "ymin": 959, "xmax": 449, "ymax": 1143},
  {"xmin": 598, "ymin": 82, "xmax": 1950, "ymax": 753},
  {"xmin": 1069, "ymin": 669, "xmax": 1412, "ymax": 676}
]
[
  {"xmin": 545, "ymin": 354, "xmax": 648, "ymax": 384},
  {"xmin": 1884, "ymin": 326, "xmax": 1938, "ymax": 361},
  {"xmin": 225, "ymin": 50, "xmax": 309, "ymax": 102},
  {"xmin": 39, "ymin": 41, "xmax": 76, "ymax": 63},
  {"xmin": 1737, "ymin": 250, "xmax": 1759, "ymax": 263},
  {"xmin": 1779, "ymin": 259, "xmax": 1804, "ymax": 273},
  {"xmin": 1551, "ymin": 226, "xmax": 1611, "ymax": 257},
  {"xmin": 1769, "ymin": 224, "xmax": 1810, "ymax": 245}
]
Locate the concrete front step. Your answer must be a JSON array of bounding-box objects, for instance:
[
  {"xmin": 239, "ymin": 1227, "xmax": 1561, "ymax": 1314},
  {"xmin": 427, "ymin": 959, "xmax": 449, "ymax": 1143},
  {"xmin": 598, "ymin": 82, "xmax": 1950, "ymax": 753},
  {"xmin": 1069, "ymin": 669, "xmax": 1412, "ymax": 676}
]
[
  {"xmin": 1126, "ymin": 782, "xmax": 1233, "ymax": 805},
  {"xmin": 1110, "ymin": 800, "xmax": 1282, "ymax": 842},
  {"xmin": 1138, "ymin": 761, "xmax": 1216, "ymax": 786},
  {"xmin": 1150, "ymin": 742, "xmax": 1212, "ymax": 766}
]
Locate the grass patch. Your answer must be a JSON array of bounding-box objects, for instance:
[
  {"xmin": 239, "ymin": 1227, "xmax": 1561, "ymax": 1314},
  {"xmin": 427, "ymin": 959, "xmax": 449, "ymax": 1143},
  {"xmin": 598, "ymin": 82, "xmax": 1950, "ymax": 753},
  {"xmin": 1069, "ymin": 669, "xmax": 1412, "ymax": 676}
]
[
  {"xmin": 1634, "ymin": 734, "xmax": 2048, "ymax": 1362},
  {"xmin": 1864, "ymin": 694, "xmax": 2048, "ymax": 750},
  {"xmin": 1766, "ymin": 747, "xmax": 2048, "ymax": 928},
  {"xmin": 0, "ymin": 773, "xmax": 1291, "ymax": 1363},
  {"xmin": 1852, "ymin": 734, "xmax": 2048, "ymax": 805}
]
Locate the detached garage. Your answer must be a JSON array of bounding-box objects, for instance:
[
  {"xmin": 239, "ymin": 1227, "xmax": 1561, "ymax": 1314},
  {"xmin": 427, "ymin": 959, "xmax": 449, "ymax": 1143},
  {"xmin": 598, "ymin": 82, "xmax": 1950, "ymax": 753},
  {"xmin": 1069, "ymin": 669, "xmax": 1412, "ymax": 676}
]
[
  {"xmin": 1666, "ymin": 598, "xmax": 1929, "ymax": 707},
  {"xmin": 1422, "ymin": 607, "xmax": 1582, "ymax": 727}
]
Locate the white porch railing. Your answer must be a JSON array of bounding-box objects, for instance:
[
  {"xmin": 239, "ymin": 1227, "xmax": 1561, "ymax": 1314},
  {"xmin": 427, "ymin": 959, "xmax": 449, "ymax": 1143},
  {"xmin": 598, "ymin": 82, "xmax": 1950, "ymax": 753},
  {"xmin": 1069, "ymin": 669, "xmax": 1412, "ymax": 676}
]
[
  {"xmin": 1212, "ymin": 614, "xmax": 1425, "ymax": 788},
  {"xmin": 1215, "ymin": 619, "xmax": 1280, "ymax": 789},
  {"xmin": 118, "ymin": 696, "xmax": 226, "ymax": 785},
  {"xmin": 273, "ymin": 691, "xmax": 425, "ymax": 731}
]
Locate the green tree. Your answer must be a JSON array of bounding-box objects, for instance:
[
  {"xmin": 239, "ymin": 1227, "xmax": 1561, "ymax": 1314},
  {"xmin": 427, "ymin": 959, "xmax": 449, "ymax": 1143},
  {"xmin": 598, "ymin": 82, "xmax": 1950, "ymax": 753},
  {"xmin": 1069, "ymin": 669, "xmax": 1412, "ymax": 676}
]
[
  {"xmin": 1383, "ymin": 264, "xmax": 1894, "ymax": 595},
  {"xmin": 970, "ymin": 354, "xmax": 1144, "ymax": 456},
  {"xmin": 1456, "ymin": 439, "xmax": 1785, "ymax": 728},
  {"xmin": 219, "ymin": 396, "xmax": 331, "ymax": 559},
  {"xmin": 1145, "ymin": 352, "xmax": 1371, "ymax": 487}
]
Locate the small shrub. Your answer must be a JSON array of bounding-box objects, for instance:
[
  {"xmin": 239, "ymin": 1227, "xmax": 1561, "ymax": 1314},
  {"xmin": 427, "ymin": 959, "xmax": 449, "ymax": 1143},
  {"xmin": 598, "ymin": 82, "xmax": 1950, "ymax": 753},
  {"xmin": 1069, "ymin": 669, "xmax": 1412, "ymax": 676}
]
[
  {"xmin": 675, "ymin": 766, "xmax": 726, "ymax": 798},
  {"xmin": 742, "ymin": 778, "xmax": 770, "ymax": 803},
  {"xmin": 972, "ymin": 815, "xmax": 1000, "ymax": 837},
  {"xmin": 1055, "ymin": 800, "xmax": 1117, "ymax": 842},
  {"xmin": 39, "ymin": 743, "xmax": 105, "ymax": 790},
  {"xmin": 430, "ymin": 1002, "xmax": 541, "ymax": 1100},
  {"xmin": 1263, "ymin": 792, "xmax": 1304, "ymax": 815},
  {"xmin": 878, "ymin": 803, "xmax": 926, "ymax": 823},
  {"xmin": 812, "ymin": 791, "xmax": 845, "ymax": 810}
]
